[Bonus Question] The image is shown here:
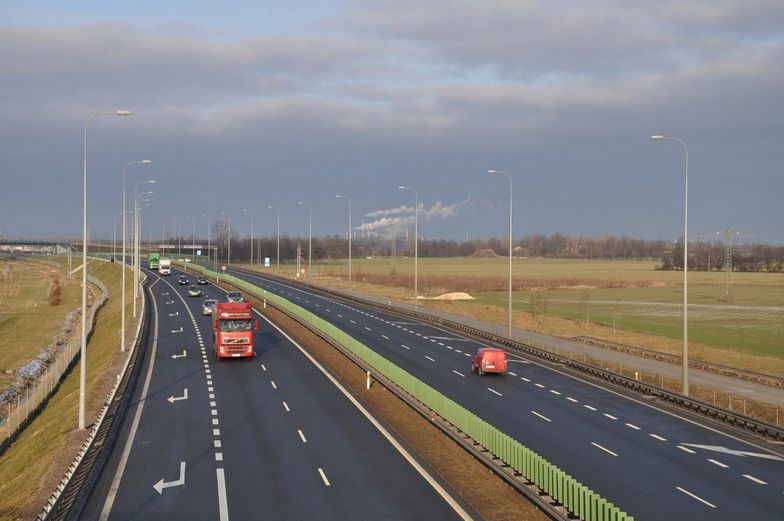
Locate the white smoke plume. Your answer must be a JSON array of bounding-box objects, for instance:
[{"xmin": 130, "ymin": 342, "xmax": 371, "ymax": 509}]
[{"xmin": 358, "ymin": 197, "xmax": 471, "ymax": 232}]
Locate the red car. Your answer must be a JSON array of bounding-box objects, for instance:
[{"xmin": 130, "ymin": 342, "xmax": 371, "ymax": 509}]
[{"xmin": 471, "ymin": 348, "xmax": 507, "ymax": 375}]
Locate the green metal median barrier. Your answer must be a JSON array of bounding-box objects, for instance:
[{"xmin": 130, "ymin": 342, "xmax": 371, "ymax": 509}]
[{"xmin": 179, "ymin": 262, "xmax": 634, "ymax": 521}]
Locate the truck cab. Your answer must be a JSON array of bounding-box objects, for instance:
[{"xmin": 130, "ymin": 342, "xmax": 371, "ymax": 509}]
[{"xmin": 212, "ymin": 301, "xmax": 258, "ymax": 359}]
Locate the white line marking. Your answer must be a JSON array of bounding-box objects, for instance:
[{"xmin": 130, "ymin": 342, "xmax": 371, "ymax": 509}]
[
  {"xmin": 211, "ymin": 409, "xmax": 218, "ymax": 416},
  {"xmin": 508, "ymin": 372, "xmax": 518, "ymax": 376},
  {"xmin": 452, "ymin": 370, "xmax": 465, "ymax": 377},
  {"xmin": 521, "ymin": 377, "xmax": 531, "ymax": 382},
  {"xmin": 677, "ymin": 445, "xmax": 695, "ymax": 453},
  {"xmin": 676, "ymin": 486, "xmax": 716, "ymax": 508},
  {"xmin": 153, "ymin": 461, "xmax": 186, "ymax": 494},
  {"xmin": 549, "ymin": 390, "xmax": 561, "ymax": 396},
  {"xmin": 382, "ymin": 335, "xmax": 390, "ymax": 340},
  {"xmin": 650, "ymin": 433, "xmax": 667, "ymax": 441},
  {"xmin": 425, "ymin": 355, "xmax": 435, "ymax": 362},
  {"xmin": 364, "ymin": 326, "xmax": 372, "ymax": 331},
  {"xmin": 603, "ymin": 414, "xmax": 618, "ymax": 420},
  {"xmin": 214, "ymin": 440, "xmax": 222, "ymax": 448},
  {"xmin": 271, "ymin": 381, "xmax": 277, "ymax": 389},
  {"xmin": 261, "ymin": 364, "xmax": 267, "ymax": 371},
  {"xmin": 298, "ymin": 429, "xmax": 308, "ymax": 443},
  {"xmin": 463, "ymin": 353, "xmax": 471, "ymax": 357},
  {"xmin": 213, "ymin": 429, "xmax": 220, "ymax": 436},
  {"xmin": 215, "ymin": 453, "xmax": 223, "ymax": 461},
  {"xmin": 583, "ymin": 405, "xmax": 597, "ymax": 411},
  {"xmin": 626, "ymin": 423, "xmax": 642, "ymax": 431},
  {"xmin": 401, "ymin": 344, "xmax": 411, "ymax": 350},
  {"xmin": 531, "ymin": 411, "xmax": 551, "ymax": 422},
  {"xmin": 283, "ymin": 402, "xmax": 290, "ymax": 412},
  {"xmin": 350, "ymin": 319, "xmax": 356, "ymax": 324},
  {"xmin": 446, "ymin": 346, "xmax": 453, "ymax": 350},
  {"xmin": 534, "ymin": 383, "xmax": 545, "ymax": 388},
  {"xmin": 566, "ymin": 397, "xmax": 578, "ymax": 403},
  {"xmin": 212, "ymin": 419, "xmax": 219, "ymax": 425},
  {"xmin": 318, "ymin": 468, "xmax": 331, "ymax": 486},
  {"xmin": 591, "ymin": 442, "xmax": 618, "ymax": 457},
  {"xmin": 487, "ymin": 388, "xmax": 503, "ymax": 397},
  {"xmin": 743, "ymin": 474, "xmax": 767, "ymax": 485},
  {"xmin": 708, "ymin": 459, "xmax": 729, "ymax": 468},
  {"xmin": 209, "ymin": 393, "xmax": 215, "ymax": 399},
  {"xmin": 210, "ymin": 401, "xmax": 216, "ymax": 407}
]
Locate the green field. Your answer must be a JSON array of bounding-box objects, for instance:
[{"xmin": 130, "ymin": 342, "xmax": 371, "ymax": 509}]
[{"xmin": 258, "ymin": 257, "xmax": 784, "ymax": 371}]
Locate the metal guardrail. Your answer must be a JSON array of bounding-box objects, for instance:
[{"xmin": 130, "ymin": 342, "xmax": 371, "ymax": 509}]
[
  {"xmin": 572, "ymin": 336, "xmax": 784, "ymax": 388},
  {"xmin": 189, "ymin": 262, "xmax": 636, "ymax": 521},
  {"xmin": 221, "ymin": 265, "xmax": 784, "ymax": 444},
  {"xmin": 39, "ymin": 270, "xmax": 150, "ymax": 520}
]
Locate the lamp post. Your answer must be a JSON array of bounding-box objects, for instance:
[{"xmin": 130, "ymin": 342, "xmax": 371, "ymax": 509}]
[
  {"xmin": 120, "ymin": 160, "xmax": 151, "ymax": 353},
  {"xmin": 112, "ymin": 212, "xmax": 122, "ymax": 262},
  {"xmin": 298, "ymin": 201, "xmax": 312, "ymax": 278},
  {"xmin": 202, "ymin": 214, "xmax": 211, "ymax": 263},
  {"xmin": 650, "ymin": 134, "xmax": 690, "ymax": 396},
  {"xmin": 242, "ymin": 209, "xmax": 254, "ymax": 266},
  {"xmin": 133, "ymin": 181, "xmax": 155, "ymax": 317},
  {"xmin": 80, "ymin": 109, "xmax": 132, "ymax": 430},
  {"xmin": 335, "ymin": 195, "xmax": 352, "ymax": 284},
  {"xmin": 220, "ymin": 212, "xmax": 231, "ymax": 264},
  {"xmin": 398, "ymin": 186, "xmax": 418, "ymax": 306},
  {"xmin": 186, "ymin": 215, "xmax": 195, "ymax": 261},
  {"xmin": 267, "ymin": 206, "xmax": 280, "ymax": 274},
  {"xmin": 488, "ymin": 170, "xmax": 513, "ymax": 338}
]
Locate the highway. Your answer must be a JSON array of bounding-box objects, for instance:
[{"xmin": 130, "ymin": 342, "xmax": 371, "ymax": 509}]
[
  {"xmin": 81, "ymin": 267, "xmax": 471, "ymax": 520},
  {"xmin": 224, "ymin": 267, "xmax": 784, "ymax": 520}
]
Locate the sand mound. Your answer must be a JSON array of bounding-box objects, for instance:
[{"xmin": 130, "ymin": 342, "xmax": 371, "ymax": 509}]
[{"xmin": 422, "ymin": 292, "xmax": 475, "ymax": 301}]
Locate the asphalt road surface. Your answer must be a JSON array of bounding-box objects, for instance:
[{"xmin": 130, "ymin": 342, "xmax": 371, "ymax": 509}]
[
  {"xmin": 81, "ymin": 268, "xmax": 471, "ymax": 521},
  {"xmin": 224, "ymin": 267, "xmax": 784, "ymax": 521}
]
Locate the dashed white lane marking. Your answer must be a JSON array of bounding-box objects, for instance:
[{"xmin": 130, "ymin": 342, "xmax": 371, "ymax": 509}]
[
  {"xmin": 531, "ymin": 411, "xmax": 552, "ymax": 422},
  {"xmin": 211, "ymin": 409, "xmax": 218, "ymax": 416},
  {"xmin": 364, "ymin": 326, "xmax": 372, "ymax": 331},
  {"xmin": 508, "ymin": 372, "xmax": 518, "ymax": 376},
  {"xmin": 626, "ymin": 423, "xmax": 642, "ymax": 431},
  {"xmin": 382, "ymin": 335, "xmax": 390, "ymax": 340},
  {"xmin": 743, "ymin": 474, "xmax": 767, "ymax": 485},
  {"xmin": 212, "ymin": 419, "xmax": 219, "ymax": 425},
  {"xmin": 337, "ymin": 314, "xmax": 343, "ymax": 318},
  {"xmin": 708, "ymin": 459, "xmax": 729, "ymax": 468},
  {"xmin": 676, "ymin": 487, "xmax": 716, "ymax": 508},
  {"xmin": 534, "ymin": 383, "xmax": 545, "ymax": 388},
  {"xmin": 584, "ymin": 405, "xmax": 597, "ymax": 411},
  {"xmin": 521, "ymin": 377, "xmax": 531, "ymax": 382},
  {"xmin": 318, "ymin": 468, "xmax": 331, "ymax": 487},
  {"xmin": 298, "ymin": 430, "xmax": 308, "ymax": 443},
  {"xmin": 425, "ymin": 356, "xmax": 435, "ymax": 362},
  {"xmin": 463, "ymin": 353, "xmax": 471, "ymax": 357},
  {"xmin": 452, "ymin": 370, "xmax": 465, "ymax": 377},
  {"xmin": 215, "ymin": 453, "xmax": 223, "ymax": 462},
  {"xmin": 210, "ymin": 401, "xmax": 217, "ymax": 407},
  {"xmin": 603, "ymin": 414, "xmax": 618, "ymax": 420},
  {"xmin": 350, "ymin": 319, "xmax": 356, "ymax": 324},
  {"xmin": 283, "ymin": 402, "xmax": 290, "ymax": 412},
  {"xmin": 487, "ymin": 388, "xmax": 503, "ymax": 397},
  {"xmin": 566, "ymin": 397, "xmax": 578, "ymax": 403},
  {"xmin": 649, "ymin": 433, "xmax": 667, "ymax": 441},
  {"xmin": 213, "ymin": 429, "xmax": 220, "ymax": 436},
  {"xmin": 214, "ymin": 440, "xmax": 222, "ymax": 448},
  {"xmin": 591, "ymin": 442, "xmax": 618, "ymax": 457},
  {"xmin": 677, "ymin": 445, "xmax": 695, "ymax": 453},
  {"xmin": 549, "ymin": 390, "xmax": 561, "ymax": 396},
  {"xmin": 401, "ymin": 344, "xmax": 411, "ymax": 350},
  {"xmin": 271, "ymin": 381, "xmax": 277, "ymax": 389},
  {"xmin": 261, "ymin": 364, "xmax": 267, "ymax": 371}
]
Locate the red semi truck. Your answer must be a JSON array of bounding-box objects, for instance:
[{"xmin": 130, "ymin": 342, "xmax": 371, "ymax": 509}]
[{"xmin": 212, "ymin": 301, "xmax": 258, "ymax": 359}]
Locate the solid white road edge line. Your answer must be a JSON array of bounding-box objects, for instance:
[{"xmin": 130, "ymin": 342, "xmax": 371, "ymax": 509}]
[
  {"xmin": 252, "ymin": 307, "xmax": 473, "ymax": 520},
  {"xmin": 531, "ymin": 411, "xmax": 552, "ymax": 422},
  {"xmin": 590, "ymin": 442, "xmax": 618, "ymax": 457},
  {"xmin": 216, "ymin": 468, "xmax": 230, "ymax": 521},
  {"xmin": 99, "ymin": 279, "xmax": 161, "ymax": 521}
]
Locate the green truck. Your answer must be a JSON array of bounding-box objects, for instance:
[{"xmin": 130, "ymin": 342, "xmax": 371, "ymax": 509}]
[{"xmin": 149, "ymin": 252, "xmax": 160, "ymax": 270}]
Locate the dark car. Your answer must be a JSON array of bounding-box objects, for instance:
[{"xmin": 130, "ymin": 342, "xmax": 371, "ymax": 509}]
[
  {"xmin": 177, "ymin": 275, "xmax": 189, "ymax": 285},
  {"xmin": 226, "ymin": 291, "xmax": 243, "ymax": 302},
  {"xmin": 197, "ymin": 276, "xmax": 208, "ymax": 285},
  {"xmin": 188, "ymin": 285, "xmax": 203, "ymax": 297}
]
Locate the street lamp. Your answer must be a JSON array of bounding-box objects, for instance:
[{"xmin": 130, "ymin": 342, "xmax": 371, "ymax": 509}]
[
  {"xmin": 242, "ymin": 209, "xmax": 254, "ymax": 266},
  {"xmin": 133, "ymin": 181, "xmax": 155, "ymax": 317},
  {"xmin": 120, "ymin": 160, "xmax": 151, "ymax": 353},
  {"xmin": 202, "ymin": 214, "xmax": 211, "ymax": 262},
  {"xmin": 298, "ymin": 201, "xmax": 312, "ymax": 278},
  {"xmin": 487, "ymin": 170, "xmax": 513, "ymax": 338},
  {"xmin": 220, "ymin": 212, "xmax": 231, "ymax": 264},
  {"xmin": 335, "ymin": 195, "xmax": 352, "ymax": 284},
  {"xmin": 80, "ymin": 109, "xmax": 132, "ymax": 430},
  {"xmin": 268, "ymin": 205, "xmax": 280, "ymax": 274},
  {"xmin": 186, "ymin": 215, "xmax": 195, "ymax": 261},
  {"xmin": 650, "ymin": 134, "xmax": 690, "ymax": 396},
  {"xmin": 398, "ymin": 186, "xmax": 418, "ymax": 306}
]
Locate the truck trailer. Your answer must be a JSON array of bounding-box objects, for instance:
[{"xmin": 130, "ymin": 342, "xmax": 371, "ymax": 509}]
[
  {"xmin": 212, "ymin": 301, "xmax": 258, "ymax": 359},
  {"xmin": 149, "ymin": 252, "xmax": 160, "ymax": 270}
]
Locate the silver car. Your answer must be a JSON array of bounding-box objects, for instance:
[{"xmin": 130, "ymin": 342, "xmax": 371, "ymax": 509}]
[
  {"xmin": 202, "ymin": 299, "xmax": 218, "ymax": 315},
  {"xmin": 226, "ymin": 291, "xmax": 243, "ymax": 302}
]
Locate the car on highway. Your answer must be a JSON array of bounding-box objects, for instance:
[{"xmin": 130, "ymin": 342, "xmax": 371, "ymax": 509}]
[
  {"xmin": 197, "ymin": 276, "xmax": 208, "ymax": 285},
  {"xmin": 202, "ymin": 299, "xmax": 218, "ymax": 315},
  {"xmin": 226, "ymin": 291, "xmax": 243, "ymax": 302},
  {"xmin": 177, "ymin": 275, "xmax": 189, "ymax": 285},
  {"xmin": 188, "ymin": 285, "xmax": 203, "ymax": 297},
  {"xmin": 471, "ymin": 348, "xmax": 507, "ymax": 375}
]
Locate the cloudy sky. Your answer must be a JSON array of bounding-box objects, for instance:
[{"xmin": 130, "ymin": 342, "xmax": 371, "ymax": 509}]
[{"xmin": 1, "ymin": 1, "xmax": 782, "ymax": 243}]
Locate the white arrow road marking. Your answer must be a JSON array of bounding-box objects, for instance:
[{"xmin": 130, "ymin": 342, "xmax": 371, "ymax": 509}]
[
  {"xmin": 165, "ymin": 300, "xmax": 174, "ymax": 304},
  {"xmin": 681, "ymin": 444, "xmax": 784, "ymax": 461},
  {"xmin": 153, "ymin": 461, "xmax": 186, "ymax": 494},
  {"xmin": 167, "ymin": 388, "xmax": 188, "ymax": 404},
  {"xmin": 171, "ymin": 350, "xmax": 186, "ymax": 359},
  {"xmin": 171, "ymin": 327, "xmax": 183, "ymax": 333}
]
